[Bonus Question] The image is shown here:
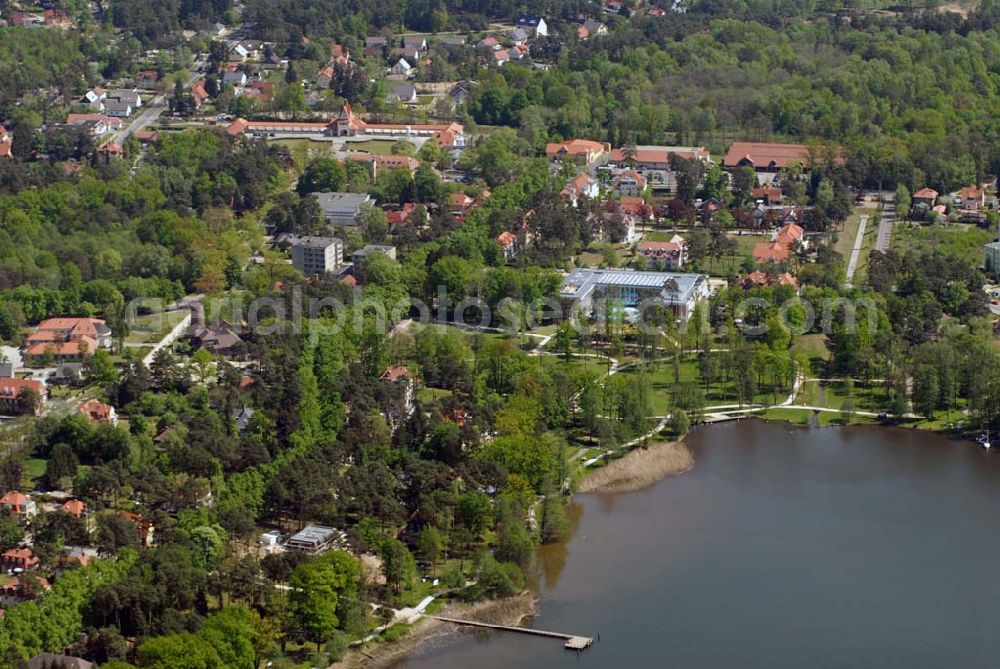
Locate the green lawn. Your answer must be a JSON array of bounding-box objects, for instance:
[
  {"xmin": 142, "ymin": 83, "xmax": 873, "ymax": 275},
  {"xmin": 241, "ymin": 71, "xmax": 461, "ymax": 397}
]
[
  {"xmin": 687, "ymin": 233, "xmax": 764, "ymax": 277},
  {"xmin": 539, "ymin": 354, "xmax": 607, "ymax": 378},
  {"xmin": 892, "ymin": 222, "xmax": 993, "ymax": 267},
  {"xmin": 342, "ymin": 139, "xmax": 398, "ymax": 155},
  {"xmin": 126, "ymin": 309, "xmax": 189, "ymax": 345},
  {"xmin": 270, "ymin": 138, "xmax": 333, "ymax": 170},
  {"xmin": 792, "ymin": 334, "xmax": 831, "ymax": 365},
  {"xmin": 618, "ymin": 356, "xmax": 784, "ymax": 415},
  {"xmin": 795, "ymin": 378, "xmax": 886, "ymax": 413},
  {"xmin": 22, "ymin": 457, "xmax": 46, "ymax": 488},
  {"xmin": 852, "ymin": 209, "xmax": 880, "ymax": 284},
  {"xmin": 643, "ymin": 230, "xmax": 682, "ymax": 242},
  {"xmin": 416, "ymin": 387, "xmax": 452, "ymax": 403}
]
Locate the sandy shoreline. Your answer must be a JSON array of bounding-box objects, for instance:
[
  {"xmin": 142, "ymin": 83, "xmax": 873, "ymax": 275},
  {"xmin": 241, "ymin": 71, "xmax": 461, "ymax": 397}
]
[
  {"xmin": 578, "ymin": 439, "xmax": 694, "ymax": 494},
  {"xmin": 334, "ymin": 593, "xmax": 537, "ymax": 669}
]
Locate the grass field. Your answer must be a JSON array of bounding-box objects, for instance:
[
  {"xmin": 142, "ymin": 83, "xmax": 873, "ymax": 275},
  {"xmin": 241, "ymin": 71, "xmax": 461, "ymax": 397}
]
[
  {"xmin": 892, "ymin": 222, "xmax": 994, "ymax": 266},
  {"xmin": 618, "ymin": 356, "xmax": 783, "ymax": 415},
  {"xmin": 644, "ymin": 230, "xmax": 683, "ymax": 242},
  {"xmin": 125, "ymin": 309, "xmax": 189, "ymax": 345},
  {"xmin": 851, "ymin": 208, "xmax": 881, "ymax": 284},
  {"xmin": 700, "ymin": 233, "xmax": 765, "ymax": 277},
  {"xmin": 271, "ymin": 138, "xmax": 333, "ymax": 170},
  {"xmin": 539, "ymin": 354, "xmax": 608, "ymax": 378},
  {"xmin": 637, "ymin": 227, "xmax": 761, "ymax": 276},
  {"xmin": 342, "ymin": 139, "xmax": 398, "ymax": 155},
  {"xmin": 416, "ymin": 387, "xmax": 452, "ymax": 403},
  {"xmin": 792, "ymin": 333, "xmax": 832, "ymax": 376},
  {"xmin": 795, "ymin": 379, "xmax": 885, "ymax": 412}
]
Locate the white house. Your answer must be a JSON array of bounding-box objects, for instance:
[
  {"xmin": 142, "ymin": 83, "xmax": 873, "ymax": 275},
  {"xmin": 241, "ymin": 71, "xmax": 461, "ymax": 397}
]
[
  {"xmin": 390, "ymin": 58, "xmax": 413, "ymax": 77},
  {"xmin": 515, "ymin": 15, "xmax": 548, "ymax": 37},
  {"xmin": 222, "ymin": 71, "xmax": 248, "ymax": 86}
]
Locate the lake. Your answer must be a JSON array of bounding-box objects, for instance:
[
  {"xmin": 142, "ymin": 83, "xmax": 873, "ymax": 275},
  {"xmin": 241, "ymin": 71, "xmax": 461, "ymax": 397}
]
[{"xmin": 392, "ymin": 420, "xmax": 1000, "ymax": 668}]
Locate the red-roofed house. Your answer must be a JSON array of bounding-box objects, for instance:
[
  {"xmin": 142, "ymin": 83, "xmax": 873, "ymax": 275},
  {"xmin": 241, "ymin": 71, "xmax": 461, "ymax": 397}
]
[
  {"xmin": 959, "ymin": 186, "xmax": 985, "ymax": 211},
  {"xmin": 912, "ymin": 187, "xmax": 938, "ymax": 207},
  {"xmin": 26, "ymin": 317, "xmax": 109, "ymax": 355},
  {"xmin": 752, "ymin": 186, "xmax": 783, "ymax": 205},
  {"xmin": 546, "ymin": 139, "xmax": 611, "ymax": 166},
  {"xmin": 385, "ymin": 202, "xmax": 425, "ymax": 230},
  {"xmin": 66, "ymin": 113, "xmax": 123, "ymax": 135},
  {"xmin": 61, "ymin": 499, "xmax": 87, "ymax": 519},
  {"xmin": 0, "ymin": 491, "xmax": 37, "ymax": 523},
  {"xmin": 377, "ymin": 154, "xmax": 420, "ymax": 173},
  {"xmin": 98, "ymin": 141, "xmax": 123, "ymax": 160},
  {"xmin": 380, "ymin": 365, "xmax": 414, "ymax": 417},
  {"xmin": 0, "ymin": 379, "xmax": 44, "ymax": 416},
  {"xmin": 615, "ymin": 196, "xmax": 654, "ymax": 221},
  {"xmin": 753, "ymin": 241, "xmax": 791, "ymax": 264},
  {"xmin": 496, "ymin": 231, "xmax": 519, "ymax": 261},
  {"xmin": 448, "ymin": 192, "xmax": 475, "ymax": 216},
  {"xmin": 723, "ymin": 141, "xmax": 827, "ymax": 173},
  {"xmin": 613, "ymin": 170, "xmax": 647, "ymax": 196},
  {"xmin": 741, "ymin": 271, "xmax": 800, "ymax": 292},
  {"xmin": 637, "ymin": 235, "xmax": 687, "ymax": 270},
  {"xmin": 775, "ymin": 222, "xmax": 804, "ymax": 248},
  {"xmin": 226, "ymin": 118, "xmax": 251, "ymax": 136},
  {"xmin": 0, "ymin": 125, "xmax": 11, "ymax": 160},
  {"xmin": 562, "ymin": 172, "xmax": 600, "ymax": 206},
  {"xmin": 380, "ymin": 365, "xmax": 411, "ymax": 382},
  {"xmin": 608, "ymin": 145, "xmax": 710, "ymax": 191},
  {"xmin": 137, "ymin": 70, "xmax": 160, "ymax": 89},
  {"xmin": 477, "ymin": 37, "xmax": 500, "ymax": 51},
  {"xmin": 751, "ymin": 219, "xmax": 804, "ymax": 265},
  {"xmin": 491, "ymin": 49, "xmax": 510, "ymax": 66},
  {"xmin": 191, "ymin": 80, "xmax": 209, "ymax": 108},
  {"xmin": 77, "ymin": 399, "xmax": 117, "ymax": 424},
  {"xmin": 135, "ymin": 130, "xmax": 159, "ymax": 146},
  {"xmin": 24, "ymin": 337, "xmax": 97, "ymax": 361},
  {"xmin": 1, "ymin": 548, "xmax": 39, "ymax": 571}
]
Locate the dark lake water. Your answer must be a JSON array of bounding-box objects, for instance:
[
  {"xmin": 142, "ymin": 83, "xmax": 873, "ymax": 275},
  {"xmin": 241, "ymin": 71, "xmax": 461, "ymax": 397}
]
[{"xmin": 392, "ymin": 420, "xmax": 1000, "ymax": 668}]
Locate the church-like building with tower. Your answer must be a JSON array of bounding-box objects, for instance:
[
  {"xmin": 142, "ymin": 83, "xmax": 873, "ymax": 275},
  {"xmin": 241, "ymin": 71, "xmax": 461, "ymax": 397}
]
[{"xmin": 226, "ymin": 103, "xmax": 465, "ymax": 149}]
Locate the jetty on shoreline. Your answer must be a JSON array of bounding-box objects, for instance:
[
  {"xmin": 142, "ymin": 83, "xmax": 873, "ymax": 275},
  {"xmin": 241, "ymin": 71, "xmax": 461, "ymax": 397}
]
[{"xmin": 423, "ymin": 614, "xmax": 594, "ymax": 650}]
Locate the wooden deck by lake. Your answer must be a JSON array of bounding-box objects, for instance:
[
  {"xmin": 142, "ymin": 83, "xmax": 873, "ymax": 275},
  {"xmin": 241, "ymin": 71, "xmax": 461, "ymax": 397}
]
[{"xmin": 424, "ymin": 614, "xmax": 594, "ymax": 650}]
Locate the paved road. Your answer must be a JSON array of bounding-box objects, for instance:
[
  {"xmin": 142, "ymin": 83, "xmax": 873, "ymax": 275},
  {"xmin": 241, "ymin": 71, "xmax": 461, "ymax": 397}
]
[
  {"xmin": 111, "ymin": 64, "xmax": 204, "ymax": 144},
  {"xmin": 844, "ymin": 214, "xmax": 870, "ymax": 286},
  {"xmin": 875, "ymin": 199, "xmax": 896, "ymax": 252}
]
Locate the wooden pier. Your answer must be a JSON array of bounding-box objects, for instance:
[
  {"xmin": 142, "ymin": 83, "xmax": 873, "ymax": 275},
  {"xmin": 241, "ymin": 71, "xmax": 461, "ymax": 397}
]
[{"xmin": 424, "ymin": 614, "xmax": 594, "ymax": 650}]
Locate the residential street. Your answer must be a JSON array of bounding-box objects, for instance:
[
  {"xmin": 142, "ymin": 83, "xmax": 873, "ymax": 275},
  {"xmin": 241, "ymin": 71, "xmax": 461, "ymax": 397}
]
[
  {"xmin": 875, "ymin": 196, "xmax": 896, "ymax": 252},
  {"xmin": 111, "ymin": 64, "xmax": 204, "ymax": 144}
]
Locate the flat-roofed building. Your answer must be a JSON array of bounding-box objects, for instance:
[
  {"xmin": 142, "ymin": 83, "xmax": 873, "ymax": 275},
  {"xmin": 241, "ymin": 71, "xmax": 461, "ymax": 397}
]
[
  {"xmin": 289, "ymin": 235, "xmax": 344, "ymax": 275},
  {"xmin": 352, "ymin": 244, "xmax": 397, "ymax": 271},
  {"xmin": 285, "ymin": 525, "xmax": 343, "ymax": 553},
  {"xmin": 316, "ymin": 192, "xmax": 372, "ymax": 227},
  {"xmin": 985, "ymin": 240, "xmax": 1000, "ymax": 274}
]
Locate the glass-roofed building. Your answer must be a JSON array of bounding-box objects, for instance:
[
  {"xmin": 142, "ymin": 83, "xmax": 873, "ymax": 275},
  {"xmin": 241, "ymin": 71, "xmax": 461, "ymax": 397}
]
[{"xmin": 560, "ymin": 268, "xmax": 710, "ymax": 322}]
